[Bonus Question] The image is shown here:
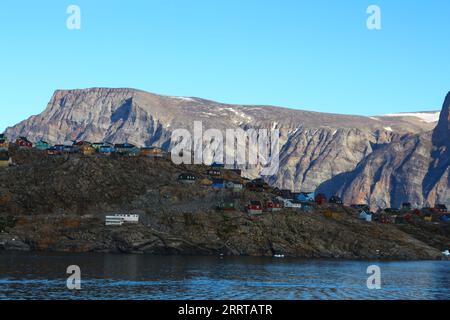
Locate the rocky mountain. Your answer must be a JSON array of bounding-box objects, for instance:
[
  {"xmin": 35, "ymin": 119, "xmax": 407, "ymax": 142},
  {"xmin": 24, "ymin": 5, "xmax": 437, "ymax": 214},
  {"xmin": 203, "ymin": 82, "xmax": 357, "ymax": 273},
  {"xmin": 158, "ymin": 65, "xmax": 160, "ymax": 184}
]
[
  {"xmin": 317, "ymin": 93, "xmax": 450, "ymax": 209},
  {"xmin": 4, "ymin": 88, "xmax": 448, "ymax": 209}
]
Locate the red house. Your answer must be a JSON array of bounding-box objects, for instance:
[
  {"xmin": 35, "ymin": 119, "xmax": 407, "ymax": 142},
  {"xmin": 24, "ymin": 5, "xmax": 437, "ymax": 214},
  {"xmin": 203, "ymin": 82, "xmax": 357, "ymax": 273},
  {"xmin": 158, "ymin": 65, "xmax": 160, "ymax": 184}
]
[
  {"xmin": 16, "ymin": 137, "xmax": 33, "ymax": 148},
  {"xmin": 315, "ymin": 193, "xmax": 327, "ymax": 205},
  {"xmin": 247, "ymin": 201, "xmax": 263, "ymax": 215},
  {"xmin": 266, "ymin": 200, "xmax": 283, "ymax": 212}
]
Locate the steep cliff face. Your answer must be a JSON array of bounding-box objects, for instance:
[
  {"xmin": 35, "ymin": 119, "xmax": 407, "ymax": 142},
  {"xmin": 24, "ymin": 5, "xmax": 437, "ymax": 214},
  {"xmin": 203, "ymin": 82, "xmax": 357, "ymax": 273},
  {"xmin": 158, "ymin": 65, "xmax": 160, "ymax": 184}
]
[
  {"xmin": 318, "ymin": 93, "xmax": 449, "ymax": 210},
  {"xmin": 4, "ymin": 88, "xmax": 446, "ymax": 209}
]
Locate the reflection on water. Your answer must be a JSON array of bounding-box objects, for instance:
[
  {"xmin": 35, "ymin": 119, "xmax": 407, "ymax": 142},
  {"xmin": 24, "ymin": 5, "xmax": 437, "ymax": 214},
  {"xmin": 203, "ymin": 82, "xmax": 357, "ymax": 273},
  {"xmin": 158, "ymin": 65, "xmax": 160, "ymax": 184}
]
[{"xmin": 0, "ymin": 252, "xmax": 449, "ymax": 300}]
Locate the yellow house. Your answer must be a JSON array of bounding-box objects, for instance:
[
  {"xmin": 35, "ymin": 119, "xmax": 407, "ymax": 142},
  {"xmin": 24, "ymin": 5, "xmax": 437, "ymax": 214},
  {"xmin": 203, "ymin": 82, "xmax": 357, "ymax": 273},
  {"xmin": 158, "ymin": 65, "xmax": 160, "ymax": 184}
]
[
  {"xmin": 80, "ymin": 145, "xmax": 96, "ymax": 155},
  {"xmin": 140, "ymin": 147, "xmax": 166, "ymax": 158},
  {"xmin": 0, "ymin": 156, "xmax": 10, "ymax": 167},
  {"xmin": 200, "ymin": 178, "xmax": 213, "ymax": 186}
]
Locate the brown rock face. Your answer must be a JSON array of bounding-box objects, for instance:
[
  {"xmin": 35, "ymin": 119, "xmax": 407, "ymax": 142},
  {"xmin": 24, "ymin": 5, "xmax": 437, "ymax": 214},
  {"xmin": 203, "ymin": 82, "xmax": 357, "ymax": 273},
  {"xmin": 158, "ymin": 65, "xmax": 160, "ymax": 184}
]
[
  {"xmin": 318, "ymin": 93, "xmax": 449, "ymax": 210},
  {"xmin": 3, "ymin": 88, "xmax": 447, "ymax": 209}
]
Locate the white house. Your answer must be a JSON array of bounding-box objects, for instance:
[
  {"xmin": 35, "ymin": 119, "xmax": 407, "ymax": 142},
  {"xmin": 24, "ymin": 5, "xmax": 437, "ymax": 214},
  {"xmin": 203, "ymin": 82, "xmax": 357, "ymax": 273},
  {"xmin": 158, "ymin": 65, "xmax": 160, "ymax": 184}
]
[
  {"xmin": 283, "ymin": 199, "xmax": 302, "ymax": 209},
  {"xmin": 105, "ymin": 216, "xmax": 124, "ymax": 226},
  {"xmin": 115, "ymin": 214, "xmax": 139, "ymax": 223},
  {"xmin": 359, "ymin": 210, "xmax": 372, "ymax": 222},
  {"xmin": 105, "ymin": 213, "xmax": 139, "ymax": 226}
]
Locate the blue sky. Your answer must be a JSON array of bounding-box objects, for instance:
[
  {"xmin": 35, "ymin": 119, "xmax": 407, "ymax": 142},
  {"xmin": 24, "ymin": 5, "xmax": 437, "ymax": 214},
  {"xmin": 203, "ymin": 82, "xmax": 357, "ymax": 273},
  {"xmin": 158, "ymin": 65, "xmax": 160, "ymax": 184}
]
[{"xmin": 1, "ymin": 0, "xmax": 449, "ymax": 131}]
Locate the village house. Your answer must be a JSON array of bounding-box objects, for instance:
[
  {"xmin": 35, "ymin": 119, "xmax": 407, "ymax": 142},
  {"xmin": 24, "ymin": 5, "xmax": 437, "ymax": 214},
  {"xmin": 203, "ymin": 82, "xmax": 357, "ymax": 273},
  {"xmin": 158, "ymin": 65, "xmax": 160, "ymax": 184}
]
[
  {"xmin": 114, "ymin": 143, "xmax": 140, "ymax": 156},
  {"xmin": 329, "ymin": 196, "xmax": 343, "ymax": 205},
  {"xmin": 0, "ymin": 151, "xmax": 11, "ymax": 168},
  {"xmin": 16, "ymin": 137, "xmax": 32, "ymax": 148},
  {"xmin": 0, "ymin": 134, "xmax": 9, "ymax": 150},
  {"xmin": 35, "ymin": 140, "xmax": 50, "ymax": 150},
  {"xmin": 63, "ymin": 145, "xmax": 78, "ymax": 154},
  {"xmin": 105, "ymin": 213, "xmax": 139, "ymax": 226},
  {"xmin": 247, "ymin": 200, "xmax": 263, "ymax": 215},
  {"xmin": 282, "ymin": 198, "xmax": 303, "ymax": 209},
  {"xmin": 225, "ymin": 181, "xmax": 243, "ymax": 191},
  {"xmin": 296, "ymin": 192, "xmax": 315, "ymax": 202},
  {"xmin": 265, "ymin": 199, "xmax": 283, "ymax": 212},
  {"xmin": 440, "ymin": 214, "xmax": 450, "ymax": 222},
  {"xmin": 99, "ymin": 144, "xmax": 114, "ymax": 155},
  {"xmin": 207, "ymin": 169, "xmax": 221, "ymax": 177},
  {"xmin": 212, "ymin": 179, "xmax": 225, "ymax": 188},
  {"xmin": 75, "ymin": 141, "xmax": 96, "ymax": 155},
  {"xmin": 47, "ymin": 145, "xmax": 65, "ymax": 155},
  {"xmin": 315, "ymin": 193, "xmax": 327, "ymax": 205},
  {"xmin": 178, "ymin": 173, "xmax": 197, "ymax": 184},
  {"xmin": 200, "ymin": 178, "xmax": 213, "ymax": 186},
  {"xmin": 140, "ymin": 146, "xmax": 166, "ymax": 158},
  {"xmin": 359, "ymin": 210, "xmax": 372, "ymax": 222},
  {"xmin": 91, "ymin": 142, "xmax": 104, "ymax": 151}
]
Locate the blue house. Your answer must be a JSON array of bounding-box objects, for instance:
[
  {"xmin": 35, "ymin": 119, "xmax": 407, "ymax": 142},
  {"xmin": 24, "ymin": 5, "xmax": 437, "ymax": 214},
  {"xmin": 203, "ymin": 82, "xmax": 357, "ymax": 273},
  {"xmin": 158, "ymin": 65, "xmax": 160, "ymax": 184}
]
[
  {"xmin": 295, "ymin": 192, "xmax": 315, "ymax": 202},
  {"xmin": 212, "ymin": 179, "xmax": 225, "ymax": 188},
  {"xmin": 99, "ymin": 145, "xmax": 114, "ymax": 154}
]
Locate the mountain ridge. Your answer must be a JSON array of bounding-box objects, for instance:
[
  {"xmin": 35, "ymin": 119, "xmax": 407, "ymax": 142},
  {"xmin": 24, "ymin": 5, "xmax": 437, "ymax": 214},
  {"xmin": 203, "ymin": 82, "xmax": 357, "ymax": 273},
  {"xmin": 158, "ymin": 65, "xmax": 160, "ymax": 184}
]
[{"xmin": 3, "ymin": 87, "xmax": 449, "ymax": 209}]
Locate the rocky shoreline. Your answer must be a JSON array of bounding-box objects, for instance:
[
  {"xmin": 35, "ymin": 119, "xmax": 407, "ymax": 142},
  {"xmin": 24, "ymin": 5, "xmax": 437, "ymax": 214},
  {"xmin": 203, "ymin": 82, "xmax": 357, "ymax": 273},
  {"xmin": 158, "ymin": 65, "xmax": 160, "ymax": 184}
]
[{"xmin": 0, "ymin": 209, "xmax": 446, "ymax": 261}]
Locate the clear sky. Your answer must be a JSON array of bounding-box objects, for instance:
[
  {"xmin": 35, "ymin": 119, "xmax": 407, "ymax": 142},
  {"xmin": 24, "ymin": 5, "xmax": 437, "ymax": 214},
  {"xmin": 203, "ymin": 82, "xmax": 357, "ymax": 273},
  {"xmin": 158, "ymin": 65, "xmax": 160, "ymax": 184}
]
[{"xmin": 1, "ymin": 0, "xmax": 449, "ymax": 131}]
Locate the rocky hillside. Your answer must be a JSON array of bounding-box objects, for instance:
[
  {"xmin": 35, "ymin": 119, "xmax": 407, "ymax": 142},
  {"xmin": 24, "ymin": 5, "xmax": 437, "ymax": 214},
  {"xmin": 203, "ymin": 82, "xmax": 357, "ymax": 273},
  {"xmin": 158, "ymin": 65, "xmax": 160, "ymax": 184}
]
[
  {"xmin": 0, "ymin": 148, "xmax": 447, "ymax": 260},
  {"xmin": 3, "ymin": 88, "xmax": 448, "ymax": 209}
]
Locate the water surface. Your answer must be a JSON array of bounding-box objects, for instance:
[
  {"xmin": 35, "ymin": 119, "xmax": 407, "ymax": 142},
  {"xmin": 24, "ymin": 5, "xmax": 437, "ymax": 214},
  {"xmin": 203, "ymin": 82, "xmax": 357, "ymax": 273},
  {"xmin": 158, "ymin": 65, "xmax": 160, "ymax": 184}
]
[{"xmin": 0, "ymin": 252, "xmax": 448, "ymax": 300}]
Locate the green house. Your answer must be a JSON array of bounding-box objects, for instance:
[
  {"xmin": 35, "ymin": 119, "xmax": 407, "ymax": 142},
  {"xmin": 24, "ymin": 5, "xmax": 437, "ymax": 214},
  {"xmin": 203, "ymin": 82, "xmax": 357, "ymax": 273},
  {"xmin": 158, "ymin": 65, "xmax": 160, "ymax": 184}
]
[{"xmin": 35, "ymin": 140, "xmax": 50, "ymax": 150}]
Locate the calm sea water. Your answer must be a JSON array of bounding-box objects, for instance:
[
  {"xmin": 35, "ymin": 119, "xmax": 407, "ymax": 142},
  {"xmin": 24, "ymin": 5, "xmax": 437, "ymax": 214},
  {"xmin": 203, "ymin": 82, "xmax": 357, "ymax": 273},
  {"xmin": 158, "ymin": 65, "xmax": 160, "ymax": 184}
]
[{"xmin": 0, "ymin": 252, "xmax": 449, "ymax": 300}]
